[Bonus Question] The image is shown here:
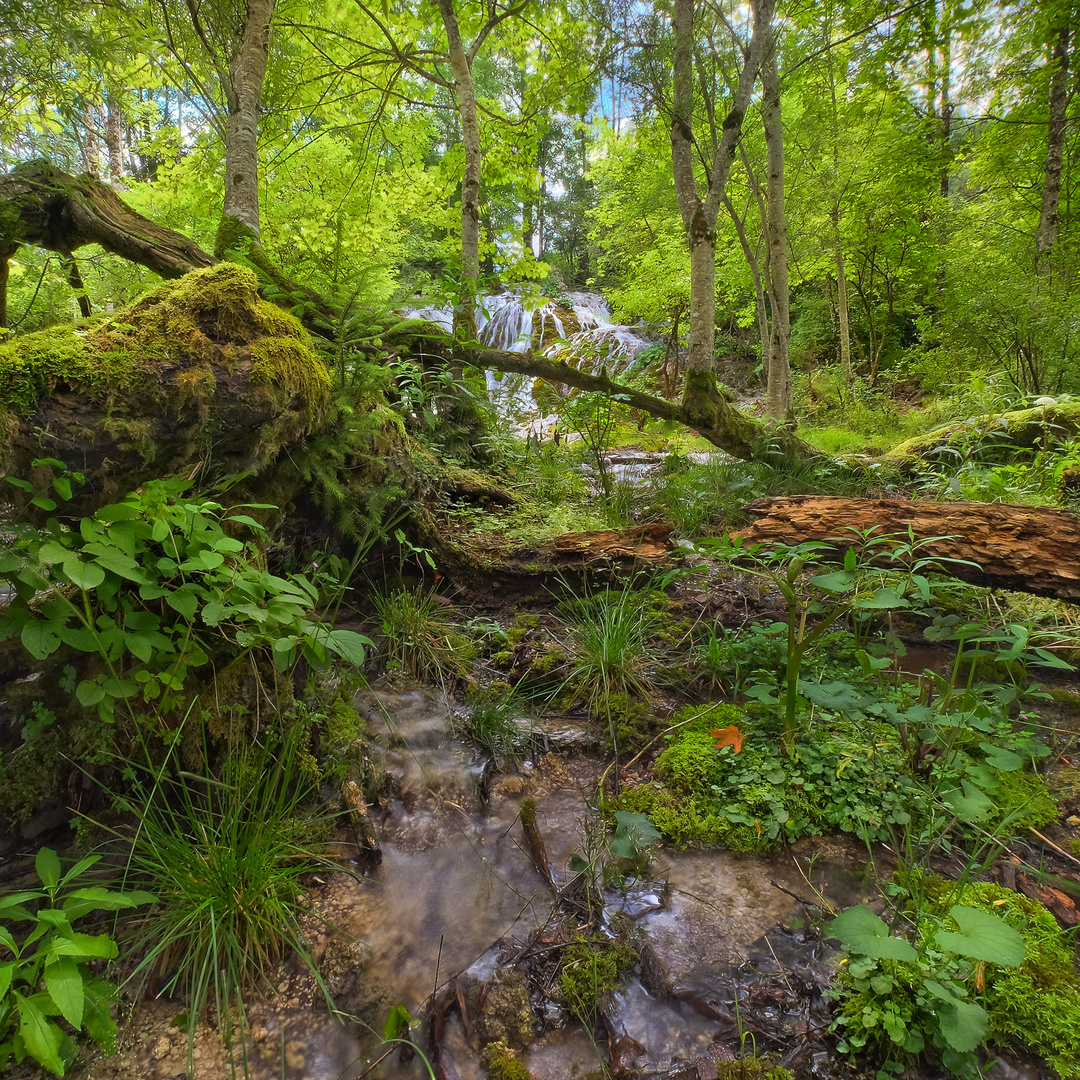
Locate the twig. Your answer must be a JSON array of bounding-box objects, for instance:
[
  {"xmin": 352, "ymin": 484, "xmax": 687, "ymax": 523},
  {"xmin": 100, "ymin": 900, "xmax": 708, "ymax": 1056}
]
[{"xmin": 1029, "ymin": 827, "xmax": 1080, "ymax": 869}]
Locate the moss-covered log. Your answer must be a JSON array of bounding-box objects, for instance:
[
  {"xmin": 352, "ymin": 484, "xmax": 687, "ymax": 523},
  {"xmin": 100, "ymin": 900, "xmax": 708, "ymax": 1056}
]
[
  {"xmin": 0, "ymin": 159, "xmax": 216, "ymax": 302},
  {"xmin": 468, "ymin": 346, "xmax": 826, "ymax": 464},
  {"xmin": 885, "ymin": 402, "xmax": 1080, "ymax": 465},
  {"xmin": 0, "ymin": 263, "xmax": 332, "ymax": 512},
  {"xmin": 736, "ymin": 495, "xmax": 1080, "ymax": 600}
]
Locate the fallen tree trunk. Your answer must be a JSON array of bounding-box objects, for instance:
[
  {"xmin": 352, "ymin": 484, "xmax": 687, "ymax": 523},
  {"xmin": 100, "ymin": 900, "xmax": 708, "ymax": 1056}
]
[
  {"xmin": 0, "ymin": 159, "xmax": 216, "ymax": 300},
  {"xmin": 468, "ymin": 346, "xmax": 828, "ymax": 464},
  {"xmin": 735, "ymin": 496, "xmax": 1080, "ymax": 600},
  {"xmin": 884, "ymin": 402, "xmax": 1080, "ymax": 465}
]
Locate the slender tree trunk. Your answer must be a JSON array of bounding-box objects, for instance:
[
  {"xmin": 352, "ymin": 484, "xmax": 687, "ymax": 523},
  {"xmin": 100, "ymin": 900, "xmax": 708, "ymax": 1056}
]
[
  {"xmin": 106, "ymin": 92, "xmax": 125, "ymax": 187},
  {"xmin": 670, "ymin": 0, "xmax": 775, "ymax": 423},
  {"xmin": 1037, "ymin": 22, "xmax": 1070, "ymax": 258},
  {"xmin": 219, "ymin": 0, "xmax": 275, "ymax": 245},
  {"xmin": 762, "ymin": 41, "xmax": 791, "ymax": 421},
  {"xmin": 833, "ymin": 208, "xmax": 852, "ymax": 392},
  {"xmin": 436, "ymin": 0, "xmax": 481, "ymax": 339}
]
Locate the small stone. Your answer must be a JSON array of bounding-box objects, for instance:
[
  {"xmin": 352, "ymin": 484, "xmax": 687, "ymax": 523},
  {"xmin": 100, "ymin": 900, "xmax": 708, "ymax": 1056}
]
[
  {"xmin": 1067, "ymin": 815, "xmax": 1080, "ymax": 827},
  {"xmin": 153, "ymin": 1036, "xmax": 171, "ymax": 1059}
]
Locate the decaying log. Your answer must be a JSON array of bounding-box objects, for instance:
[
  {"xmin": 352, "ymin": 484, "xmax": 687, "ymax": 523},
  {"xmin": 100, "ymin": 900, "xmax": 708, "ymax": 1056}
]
[
  {"xmin": 423, "ymin": 520, "xmax": 674, "ymax": 595},
  {"xmin": 0, "ymin": 263, "xmax": 332, "ymax": 514},
  {"xmin": 735, "ymin": 495, "xmax": 1080, "ymax": 601},
  {"xmin": 0, "ymin": 159, "xmax": 216, "ymax": 290}
]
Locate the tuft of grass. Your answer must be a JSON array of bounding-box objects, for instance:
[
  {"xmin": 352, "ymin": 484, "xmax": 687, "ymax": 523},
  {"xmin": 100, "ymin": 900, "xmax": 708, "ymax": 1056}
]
[
  {"xmin": 559, "ymin": 583, "xmax": 660, "ymax": 706},
  {"xmin": 112, "ymin": 724, "xmax": 338, "ymax": 1070},
  {"xmin": 461, "ymin": 685, "xmax": 534, "ymax": 763},
  {"xmin": 373, "ymin": 585, "xmax": 473, "ymax": 683}
]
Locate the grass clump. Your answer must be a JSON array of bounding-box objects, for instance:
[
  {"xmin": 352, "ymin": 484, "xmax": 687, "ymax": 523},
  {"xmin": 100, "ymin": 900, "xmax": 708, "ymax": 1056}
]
[
  {"xmin": 113, "ymin": 723, "xmax": 338, "ymax": 1062},
  {"xmin": 461, "ymin": 684, "xmax": 533, "ymax": 763},
  {"xmin": 373, "ymin": 585, "xmax": 473, "ymax": 683}
]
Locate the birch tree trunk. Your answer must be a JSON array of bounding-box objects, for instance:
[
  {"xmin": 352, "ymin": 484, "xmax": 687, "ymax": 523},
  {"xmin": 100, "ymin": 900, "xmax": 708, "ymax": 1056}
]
[
  {"xmin": 762, "ymin": 41, "xmax": 791, "ymax": 421},
  {"xmin": 218, "ymin": 0, "xmax": 275, "ymax": 246},
  {"xmin": 106, "ymin": 91, "xmax": 125, "ymax": 188},
  {"xmin": 670, "ymin": 0, "xmax": 775, "ymax": 426},
  {"xmin": 436, "ymin": 0, "xmax": 481, "ymax": 339}
]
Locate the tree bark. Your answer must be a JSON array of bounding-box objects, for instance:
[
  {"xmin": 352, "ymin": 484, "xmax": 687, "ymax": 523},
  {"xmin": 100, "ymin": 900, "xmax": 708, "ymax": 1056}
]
[
  {"xmin": 736, "ymin": 495, "xmax": 1080, "ymax": 601},
  {"xmin": 468, "ymin": 345, "xmax": 827, "ymax": 463},
  {"xmin": 670, "ymin": 0, "xmax": 775, "ymax": 420},
  {"xmin": 833, "ymin": 208, "xmax": 853, "ymax": 393},
  {"xmin": 762, "ymin": 39, "xmax": 791, "ymax": 421},
  {"xmin": 220, "ymin": 0, "xmax": 275, "ymax": 241},
  {"xmin": 436, "ymin": 0, "xmax": 481, "ymax": 339},
  {"xmin": 106, "ymin": 91, "xmax": 125, "ymax": 188},
  {"xmin": 1036, "ymin": 22, "xmax": 1070, "ymax": 259},
  {"xmin": 0, "ymin": 159, "xmax": 217, "ymax": 326}
]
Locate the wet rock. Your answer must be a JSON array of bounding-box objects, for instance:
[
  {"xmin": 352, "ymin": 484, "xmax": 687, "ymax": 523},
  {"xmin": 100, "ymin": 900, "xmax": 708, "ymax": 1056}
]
[
  {"xmin": 317, "ymin": 936, "xmax": 394, "ymax": 1026},
  {"xmin": 476, "ymin": 968, "xmax": 536, "ymax": 1052},
  {"xmin": 490, "ymin": 774, "xmax": 529, "ymax": 800}
]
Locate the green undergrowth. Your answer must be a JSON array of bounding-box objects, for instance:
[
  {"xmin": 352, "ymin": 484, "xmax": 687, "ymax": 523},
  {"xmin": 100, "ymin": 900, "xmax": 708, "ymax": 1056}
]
[
  {"xmin": 559, "ymin": 936, "xmax": 637, "ymax": 1025},
  {"xmin": 612, "ymin": 699, "xmax": 1057, "ymax": 854},
  {"xmin": 831, "ymin": 875, "xmax": 1080, "ymax": 1079}
]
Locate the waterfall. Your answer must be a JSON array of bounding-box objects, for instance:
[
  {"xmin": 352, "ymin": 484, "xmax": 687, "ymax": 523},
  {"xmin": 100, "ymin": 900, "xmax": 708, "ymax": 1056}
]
[{"xmin": 404, "ymin": 289, "xmax": 654, "ymax": 434}]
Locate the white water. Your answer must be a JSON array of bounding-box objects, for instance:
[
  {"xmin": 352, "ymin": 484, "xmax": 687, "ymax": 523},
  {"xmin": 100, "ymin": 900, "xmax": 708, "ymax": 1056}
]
[{"xmin": 404, "ymin": 290, "xmax": 653, "ymax": 436}]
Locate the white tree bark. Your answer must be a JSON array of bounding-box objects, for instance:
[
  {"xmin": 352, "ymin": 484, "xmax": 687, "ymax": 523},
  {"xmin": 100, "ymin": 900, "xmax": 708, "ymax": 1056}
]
[
  {"xmin": 762, "ymin": 39, "xmax": 791, "ymax": 421},
  {"xmin": 436, "ymin": 0, "xmax": 481, "ymax": 338},
  {"xmin": 221, "ymin": 0, "xmax": 275, "ymax": 239}
]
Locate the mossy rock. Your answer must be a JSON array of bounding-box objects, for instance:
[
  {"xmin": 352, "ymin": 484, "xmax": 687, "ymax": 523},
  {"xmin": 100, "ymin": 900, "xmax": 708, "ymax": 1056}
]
[{"xmin": 0, "ymin": 264, "xmax": 331, "ymax": 512}]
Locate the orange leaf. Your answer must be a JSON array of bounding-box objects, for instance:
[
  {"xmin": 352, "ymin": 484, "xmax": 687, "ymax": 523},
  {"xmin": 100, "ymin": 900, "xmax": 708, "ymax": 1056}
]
[{"xmin": 711, "ymin": 725, "xmax": 745, "ymax": 753}]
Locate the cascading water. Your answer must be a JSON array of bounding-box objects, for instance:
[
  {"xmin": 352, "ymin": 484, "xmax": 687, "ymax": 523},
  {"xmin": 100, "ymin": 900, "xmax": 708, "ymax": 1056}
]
[{"xmin": 405, "ymin": 289, "xmax": 653, "ymax": 436}]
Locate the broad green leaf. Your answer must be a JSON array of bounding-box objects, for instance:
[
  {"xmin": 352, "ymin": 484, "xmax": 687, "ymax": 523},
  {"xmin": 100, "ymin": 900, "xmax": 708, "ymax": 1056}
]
[
  {"xmin": 829, "ymin": 905, "xmax": 918, "ymax": 961},
  {"xmin": 811, "ymin": 569, "xmax": 855, "ymax": 593},
  {"xmin": 81, "ymin": 977, "xmax": 118, "ymax": 1052},
  {"xmin": 799, "ymin": 680, "xmax": 871, "ymax": 715},
  {"xmin": 21, "ymin": 621, "xmax": 62, "ymax": 660},
  {"xmin": 36, "ymin": 847, "xmax": 61, "ymax": 889},
  {"xmin": 76, "ymin": 680, "xmax": 106, "ymax": 707},
  {"xmin": 853, "ymin": 587, "xmax": 910, "ymax": 610},
  {"xmin": 62, "ymin": 555, "xmax": 106, "ymax": 591},
  {"xmin": 324, "ymin": 630, "xmax": 375, "ymax": 660},
  {"xmin": 922, "ymin": 981, "xmax": 988, "ymax": 1052},
  {"xmin": 383, "ymin": 1004, "xmax": 412, "ymax": 1041},
  {"xmin": 935, "ymin": 905, "xmax": 1025, "ymax": 966},
  {"xmin": 979, "ymin": 742, "xmax": 1023, "ymax": 772},
  {"xmin": 0, "ymin": 960, "xmax": 14, "ymax": 997},
  {"xmin": 14, "ymin": 990, "xmax": 67, "ymax": 1075},
  {"xmin": 201, "ymin": 601, "xmax": 233, "ymax": 626},
  {"xmin": 36, "ymin": 542, "xmax": 70, "ymax": 564},
  {"xmin": 47, "ymin": 932, "xmax": 118, "ymax": 960},
  {"xmin": 165, "ymin": 588, "xmax": 199, "ymax": 620},
  {"xmin": 95, "ymin": 503, "xmax": 140, "ymax": 522},
  {"xmin": 942, "ymin": 780, "xmax": 993, "ymax": 823},
  {"xmin": 62, "ymin": 886, "xmax": 156, "ymax": 920},
  {"xmin": 44, "ymin": 955, "xmax": 84, "ymax": 1029}
]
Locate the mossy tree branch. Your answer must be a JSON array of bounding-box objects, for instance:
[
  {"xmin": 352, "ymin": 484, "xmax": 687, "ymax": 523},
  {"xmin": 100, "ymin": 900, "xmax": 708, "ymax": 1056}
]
[{"xmin": 466, "ymin": 345, "xmax": 827, "ymax": 464}]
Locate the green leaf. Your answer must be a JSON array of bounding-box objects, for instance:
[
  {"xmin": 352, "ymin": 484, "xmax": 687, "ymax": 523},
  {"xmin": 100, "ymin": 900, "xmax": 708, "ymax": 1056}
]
[
  {"xmin": 62, "ymin": 887, "xmax": 156, "ymax": 920},
  {"xmin": 95, "ymin": 503, "xmax": 140, "ymax": 522},
  {"xmin": 979, "ymin": 742, "xmax": 1023, "ymax": 771},
  {"xmin": 201, "ymin": 601, "xmax": 233, "ymax": 626},
  {"xmin": 0, "ymin": 960, "xmax": 13, "ymax": 997},
  {"xmin": 47, "ymin": 932, "xmax": 118, "ymax": 960},
  {"xmin": 36, "ymin": 847, "xmax": 61, "ymax": 889},
  {"xmin": 76, "ymin": 680, "xmax": 106, "ymax": 707},
  {"xmin": 20, "ymin": 621, "xmax": 62, "ymax": 660},
  {"xmin": 14, "ymin": 990, "xmax": 67, "ymax": 1075},
  {"xmin": 383, "ymin": 1004, "xmax": 412, "ymax": 1041},
  {"xmin": 935, "ymin": 906, "xmax": 1025, "ymax": 966},
  {"xmin": 44, "ymin": 955, "xmax": 84, "ymax": 1029},
  {"xmin": 829, "ymin": 905, "xmax": 918, "ymax": 961},
  {"xmin": 922, "ymin": 981, "xmax": 988, "ymax": 1052},
  {"xmin": 62, "ymin": 555, "xmax": 106, "ymax": 591},
  {"xmin": 810, "ymin": 569, "xmax": 855, "ymax": 593},
  {"xmin": 941, "ymin": 780, "xmax": 993, "ymax": 823},
  {"xmin": 165, "ymin": 588, "xmax": 199, "ymax": 620},
  {"xmin": 324, "ymin": 629, "xmax": 374, "ymax": 666},
  {"xmin": 81, "ymin": 978, "xmax": 118, "ymax": 1052}
]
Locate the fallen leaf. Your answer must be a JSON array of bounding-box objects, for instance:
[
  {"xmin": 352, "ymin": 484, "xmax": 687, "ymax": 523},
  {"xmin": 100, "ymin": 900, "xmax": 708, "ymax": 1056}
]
[{"xmin": 711, "ymin": 725, "xmax": 745, "ymax": 753}]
